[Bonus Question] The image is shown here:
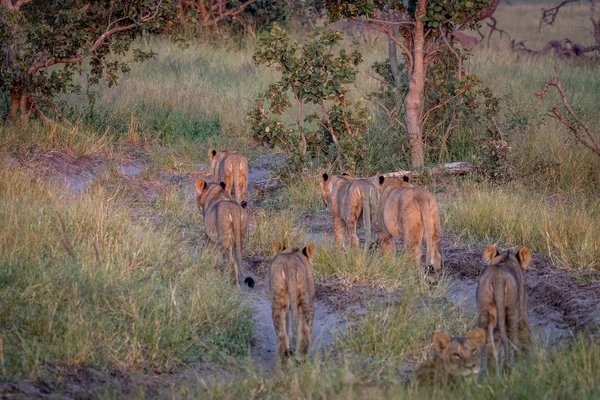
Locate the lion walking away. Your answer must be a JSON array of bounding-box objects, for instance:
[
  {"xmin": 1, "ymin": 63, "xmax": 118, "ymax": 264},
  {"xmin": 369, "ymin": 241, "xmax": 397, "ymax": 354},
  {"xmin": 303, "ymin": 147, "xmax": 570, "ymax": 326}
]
[
  {"xmin": 196, "ymin": 177, "xmax": 248, "ymax": 287},
  {"xmin": 376, "ymin": 175, "xmax": 442, "ymax": 281},
  {"xmin": 208, "ymin": 147, "xmax": 249, "ymax": 205},
  {"xmin": 477, "ymin": 246, "xmax": 532, "ymax": 373},
  {"xmin": 320, "ymin": 172, "xmax": 378, "ymax": 249},
  {"xmin": 266, "ymin": 242, "xmax": 316, "ymax": 365}
]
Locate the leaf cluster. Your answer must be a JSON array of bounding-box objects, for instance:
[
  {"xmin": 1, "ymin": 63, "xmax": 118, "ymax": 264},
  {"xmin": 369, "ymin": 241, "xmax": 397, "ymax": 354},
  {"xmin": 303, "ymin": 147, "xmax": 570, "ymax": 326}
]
[
  {"xmin": 1, "ymin": 1, "xmax": 179, "ymax": 113},
  {"xmin": 326, "ymin": 0, "xmax": 492, "ymax": 34},
  {"xmin": 249, "ymin": 24, "xmax": 370, "ymax": 173}
]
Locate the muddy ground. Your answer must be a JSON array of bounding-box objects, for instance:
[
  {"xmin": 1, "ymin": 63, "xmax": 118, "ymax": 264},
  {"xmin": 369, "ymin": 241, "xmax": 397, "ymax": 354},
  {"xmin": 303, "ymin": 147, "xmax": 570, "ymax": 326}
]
[{"xmin": 2, "ymin": 149, "xmax": 599, "ymax": 398}]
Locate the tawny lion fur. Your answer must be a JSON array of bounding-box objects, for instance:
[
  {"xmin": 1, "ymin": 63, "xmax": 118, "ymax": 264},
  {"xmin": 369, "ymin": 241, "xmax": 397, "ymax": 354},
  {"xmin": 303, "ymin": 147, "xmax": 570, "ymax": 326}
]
[
  {"xmin": 477, "ymin": 246, "xmax": 532, "ymax": 370},
  {"xmin": 208, "ymin": 147, "xmax": 248, "ymax": 204},
  {"xmin": 196, "ymin": 177, "xmax": 248, "ymax": 287},
  {"xmin": 377, "ymin": 175, "xmax": 442, "ymax": 279},
  {"xmin": 267, "ymin": 242, "xmax": 316, "ymax": 364},
  {"xmin": 320, "ymin": 173, "xmax": 378, "ymax": 248},
  {"xmin": 415, "ymin": 328, "xmax": 486, "ymax": 386}
]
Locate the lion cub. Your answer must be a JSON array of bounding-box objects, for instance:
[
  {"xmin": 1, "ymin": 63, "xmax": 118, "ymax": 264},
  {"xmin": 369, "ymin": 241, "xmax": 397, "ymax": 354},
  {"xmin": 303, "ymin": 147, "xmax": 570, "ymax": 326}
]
[
  {"xmin": 208, "ymin": 147, "xmax": 248, "ymax": 204},
  {"xmin": 477, "ymin": 246, "xmax": 532, "ymax": 370},
  {"xmin": 320, "ymin": 173, "xmax": 378, "ymax": 248},
  {"xmin": 377, "ymin": 175, "xmax": 442, "ymax": 281},
  {"xmin": 267, "ymin": 242, "xmax": 316, "ymax": 364},
  {"xmin": 415, "ymin": 329, "xmax": 486, "ymax": 385},
  {"xmin": 196, "ymin": 177, "xmax": 248, "ymax": 287}
]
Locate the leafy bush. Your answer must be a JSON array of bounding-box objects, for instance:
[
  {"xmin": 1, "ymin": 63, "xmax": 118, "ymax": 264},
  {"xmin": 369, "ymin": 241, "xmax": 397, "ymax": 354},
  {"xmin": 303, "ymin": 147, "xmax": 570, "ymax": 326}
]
[{"xmin": 249, "ymin": 24, "xmax": 370, "ymax": 174}]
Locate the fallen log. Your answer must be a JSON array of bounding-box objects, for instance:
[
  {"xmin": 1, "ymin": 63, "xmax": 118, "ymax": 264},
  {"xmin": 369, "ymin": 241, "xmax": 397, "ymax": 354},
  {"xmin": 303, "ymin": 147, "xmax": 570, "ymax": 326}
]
[{"xmin": 368, "ymin": 161, "xmax": 472, "ymax": 184}]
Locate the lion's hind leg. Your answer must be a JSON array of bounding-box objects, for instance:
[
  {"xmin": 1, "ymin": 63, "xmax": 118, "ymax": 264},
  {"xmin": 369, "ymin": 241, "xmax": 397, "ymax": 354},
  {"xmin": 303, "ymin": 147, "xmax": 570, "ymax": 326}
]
[{"xmin": 273, "ymin": 294, "xmax": 291, "ymax": 365}]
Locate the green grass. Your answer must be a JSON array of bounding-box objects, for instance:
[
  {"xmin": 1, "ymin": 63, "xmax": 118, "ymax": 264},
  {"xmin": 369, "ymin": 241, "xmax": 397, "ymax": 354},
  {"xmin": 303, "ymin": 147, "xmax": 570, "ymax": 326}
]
[
  {"xmin": 174, "ymin": 333, "xmax": 600, "ymax": 399},
  {"xmin": 0, "ymin": 165, "xmax": 252, "ymax": 378}
]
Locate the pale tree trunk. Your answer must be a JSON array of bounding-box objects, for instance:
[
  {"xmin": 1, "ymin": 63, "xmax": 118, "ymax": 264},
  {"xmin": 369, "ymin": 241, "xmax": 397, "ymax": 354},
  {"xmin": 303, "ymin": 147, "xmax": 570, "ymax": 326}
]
[{"xmin": 404, "ymin": 0, "xmax": 427, "ymax": 168}]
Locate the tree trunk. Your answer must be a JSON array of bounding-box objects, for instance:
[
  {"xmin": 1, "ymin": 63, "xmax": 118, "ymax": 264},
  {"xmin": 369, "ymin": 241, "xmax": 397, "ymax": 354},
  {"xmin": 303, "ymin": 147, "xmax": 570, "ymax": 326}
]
[
  {"xmin": 404, "ymin": 0, "xmax": 427, "ymax": 168},
  {"xmin": 7, "ymin": 85, "xmax": 30, "ymax": 127}
]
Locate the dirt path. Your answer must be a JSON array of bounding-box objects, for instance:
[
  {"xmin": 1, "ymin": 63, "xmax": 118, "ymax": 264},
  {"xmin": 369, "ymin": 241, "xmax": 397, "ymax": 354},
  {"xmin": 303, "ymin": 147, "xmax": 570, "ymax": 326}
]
[
  {"xmin": 243, "ymin": 154, "xmax": 347, "ymax": 369},
  {"xmin": 5, "ymin": 149, "xmax": 599, "ymax": 397},
  {"xmin": 443, "ymin": 238, "xmax": 600, "ymax": 342}
]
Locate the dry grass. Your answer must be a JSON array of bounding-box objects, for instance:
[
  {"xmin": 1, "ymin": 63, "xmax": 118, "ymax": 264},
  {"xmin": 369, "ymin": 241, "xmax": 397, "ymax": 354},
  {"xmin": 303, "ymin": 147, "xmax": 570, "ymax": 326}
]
[
  {"xmin": 0, "ymin": 165, "xmax": 252, "ymax": 378},
  {"xmin": 442, "ymin": 183, "xmax": 600, "ymax": 270}
]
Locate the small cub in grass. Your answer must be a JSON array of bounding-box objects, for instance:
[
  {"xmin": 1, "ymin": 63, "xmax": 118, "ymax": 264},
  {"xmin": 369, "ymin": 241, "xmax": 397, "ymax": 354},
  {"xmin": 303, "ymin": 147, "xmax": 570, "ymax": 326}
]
[
  {"xmin": 416, "ymin": 329, "xmax": 486, "ymax": 385},
  {"xmin": 196, "ymin": 177, "xmax": 248, "ymax": 287},
  {"xmin": 208, "ymin": 147, "xmax": 248, "ymax": 204},
  {"xmin": 477, "ymin": 246, "xmax": 532, "ymax": 371},
  {"xmin": 267, "ymin": 242, "xmax": 316, "ymax": 365}
]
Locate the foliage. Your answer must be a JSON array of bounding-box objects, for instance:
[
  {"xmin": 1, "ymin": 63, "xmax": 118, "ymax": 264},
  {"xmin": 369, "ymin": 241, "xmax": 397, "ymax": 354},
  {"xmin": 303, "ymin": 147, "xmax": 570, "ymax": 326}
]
[
  {"xmin": 325, "ymin": 0, "xmax": 493, "ymax": 32},
  {"xmin": 249, "ymin": 24, "xmax": 370, "ymax": 174},
  {"xmin": 370, "ymin": 44, "xmax": 499, "ymax": 166},
  {"xmin": 0, "ymin": 0, "xmax": 180, "ymax": 122}
]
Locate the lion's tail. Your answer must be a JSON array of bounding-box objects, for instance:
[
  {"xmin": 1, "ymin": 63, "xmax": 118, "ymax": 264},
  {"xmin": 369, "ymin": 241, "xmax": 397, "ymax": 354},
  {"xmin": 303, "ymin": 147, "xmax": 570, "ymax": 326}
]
[
  {"xmin": 233, "ymin": 161, "xmax": 241, "ymax": 204},
  {"xmin": 288, "ymin": 271, "xmax": 300, "ymax": 353},
  {"xmin": 362, "ymin": 186, "xmax": 374, "ymax": 247},
  {"xmin": 493, "ymin": 276, "xmax": 509, "ymax": 357},
  {"xmin": 419, "ymin": 196, "xmax": 434, "ymax": 268},
  {"xmin": 232, "ymin": 210, "xmax": 242, "ymax": 284}
]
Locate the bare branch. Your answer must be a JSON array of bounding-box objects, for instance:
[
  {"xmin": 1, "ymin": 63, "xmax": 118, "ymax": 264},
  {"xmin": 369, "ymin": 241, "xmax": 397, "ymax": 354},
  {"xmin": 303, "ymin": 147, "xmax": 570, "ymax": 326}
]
[
  {"xmin": 534, "ymin": 67, "xmax": 600, "ymax": 157},
  {"xmin": 539, "ymin": 0, "xmax": 581, "ymax": 31},
  {"xmin": 511, "ymin": 37, "xmax": 600, "ymax": 58},
  {"xmin": 440, "ymin": 28, "xmax": 462, "ymax": 80},
  {"xmin": 486, "ymin": 16, "xmax": 513, "ymax": 45}
]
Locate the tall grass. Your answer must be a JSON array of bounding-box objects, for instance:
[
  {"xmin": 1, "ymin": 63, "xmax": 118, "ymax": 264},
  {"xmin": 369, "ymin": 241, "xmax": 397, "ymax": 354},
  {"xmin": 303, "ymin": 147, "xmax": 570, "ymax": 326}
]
[
  {"xmin": 443, "ymin": 184, "xmax": 600, "ymax": 270},
  {"xmin": 0, "ymin": 166, "xmax": 252, "ymax": 378},
  {"xmin": 183, "ymin": 333, "xmax": 599, "ymax": 399}
]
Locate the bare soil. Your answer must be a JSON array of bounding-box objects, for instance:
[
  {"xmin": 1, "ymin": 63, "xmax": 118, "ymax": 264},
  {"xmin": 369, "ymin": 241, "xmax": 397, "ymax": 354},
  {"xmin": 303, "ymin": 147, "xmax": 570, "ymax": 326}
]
[{"xmin": 3, "ymin": 148, "xmax": 599, "ymax": 398}]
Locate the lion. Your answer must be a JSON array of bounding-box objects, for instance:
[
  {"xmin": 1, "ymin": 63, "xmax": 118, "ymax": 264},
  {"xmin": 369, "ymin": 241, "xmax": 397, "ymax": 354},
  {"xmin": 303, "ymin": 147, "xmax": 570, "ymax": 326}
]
[
  {"xmin": 477, "ymin": 246, "xmax": 532, "ymax": 372},
  {"xmin": 266, "ymin": 241, "xmax": 316, "ymax": 365},
  {"xmin": 415, "ymin": 328, "xmax": 486, "ymax": 385},
  {"xmin": 320, "ymin": 173, "xmax": 378, "ymax": 248},
  {"xmin": 208, "ymin": 147, "xmax": 248, "ymax": 205},
  {"xmin": 377, "ymin": 175, "xmax": 442, "ymax": 280},
  {"xmin": 195, "ymin": 177, "xmax": 248, "ymax": 287}
]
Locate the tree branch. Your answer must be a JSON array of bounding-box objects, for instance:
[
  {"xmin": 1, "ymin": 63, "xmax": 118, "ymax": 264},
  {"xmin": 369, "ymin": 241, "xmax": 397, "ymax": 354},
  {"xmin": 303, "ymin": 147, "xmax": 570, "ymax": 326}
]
[
  {"xmin": 534, "ymin": 67, "xmax": 600, "ymax": 157},
  {"xmin": 27, "ymin": 0, "xmax": 164, "ymax": 75},
  {"xmin": 539, "ymin": 0, "xmax": 581, "ymax": 31}
]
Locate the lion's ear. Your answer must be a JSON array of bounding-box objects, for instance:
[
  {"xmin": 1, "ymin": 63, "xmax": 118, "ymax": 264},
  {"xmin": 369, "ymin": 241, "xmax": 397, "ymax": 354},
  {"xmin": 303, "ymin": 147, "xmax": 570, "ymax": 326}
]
[
  {"xmin": 302, "ymin": 243, "xmax": 316, "ymax": 262},
  {"xmin": 219, "ymin": 182, "xmax": 226, "ymax": 190},
  {"xmin": 483, "ymin": 245, "xmax": 498, "ymax": 264},
  {"xmin": 208, "ymin": 147, "xmax": 217, "ymax": 160},
  {"xmin": 378, "ymin": 175, "xmax": 385, "ymax": 186},
  {"xmin": 403, "ymin": 175, "xmax": 409, "ymax": 182},
  {"xmin": 322, "ymin": 172, "xmax": 329, "ymax": 182},
  {"xmin": 196, "ymin": 178, "xmax": 206, "ymax": 195},
  {"xmin": 273, "ymin": 242, "xmax": 284, "ymax": 254},
  {"xmin": 433, "ymin": 332, "xmax": 451, "ymax": 353},
  {"xmin": 468, "ymin": 328, "xmax": 486, "ymax": 349},
  {"xmin": 517, "ymin": 247, "xmax": 532, "ymax": 270}
]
